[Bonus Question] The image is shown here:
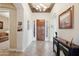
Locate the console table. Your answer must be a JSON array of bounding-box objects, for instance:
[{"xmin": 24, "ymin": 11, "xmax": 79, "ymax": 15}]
[{"xmin": 53, "ymin": 37, "xmax": 79, "ymax": 56}]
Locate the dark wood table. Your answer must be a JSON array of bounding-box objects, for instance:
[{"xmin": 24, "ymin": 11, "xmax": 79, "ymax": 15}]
[{"xmin": 53, "ymin": 37, "xmax": 79, "ymax": 56}]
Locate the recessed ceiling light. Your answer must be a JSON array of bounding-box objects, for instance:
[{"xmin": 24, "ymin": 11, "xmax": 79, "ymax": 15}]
[
  {"xmin": 36, "ymin": 7, "xmax": 39, "ymax": 10},
  {"xmin": 36, "ymin": 5, "xmax": 40, "ymax": 9},
  {"xmin": 39, "ymin": 4, "xmax": 47, "ymax": 8}
]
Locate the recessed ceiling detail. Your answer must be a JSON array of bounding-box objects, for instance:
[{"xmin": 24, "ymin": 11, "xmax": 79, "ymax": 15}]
[{"xmin": 28, "ymin": 3, "xmax": 54, "ymax": 13}]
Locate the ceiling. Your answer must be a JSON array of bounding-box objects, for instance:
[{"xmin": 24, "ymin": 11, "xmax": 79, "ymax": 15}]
[{"xmin": 28, "ymin": 3, "xmax": 55, "ymax": 13}]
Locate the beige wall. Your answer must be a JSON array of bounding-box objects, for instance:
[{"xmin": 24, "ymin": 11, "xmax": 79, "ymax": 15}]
[
  {"xmin": 0, "ymin": 15, "xmax": 9, "ymax": 32},
  {"xmin": 10, "ymin": 9, "xmax": 17, "ymax": 49},
  {"xmin": 50, "ymin": 3, "xmax": 79, "ymax": 43},
  {"xmin": 13, "ymin": 3, "xmax": 24, "ymax": 51},
  {"xmin": 0, "ymin": 11, "xmax": 9, "ymax": 49}
]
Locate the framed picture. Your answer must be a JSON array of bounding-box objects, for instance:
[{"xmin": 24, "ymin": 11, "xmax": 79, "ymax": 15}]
[
  {"xmin": 33, "ymin": 21, "xmax": 35, "ymax": 37},
  {"xmin": 59, "ymin": 6, "xmax": 74, "ymax": 29},
  {"xmin": 27, "ymin": 20, "xmax": 29, "ymax": 30},
  {"xmin": 46, "ymin": 21, "xmax": 48, "ymax": 37},
  {"xmin": 0, "ymin": 21, "xmax": 3, "ymax": 29},
  {"xmin": 17, "ymin": 22, "xmax": 22, "ymax": 31}
]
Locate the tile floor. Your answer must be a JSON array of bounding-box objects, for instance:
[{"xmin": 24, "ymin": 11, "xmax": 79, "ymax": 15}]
[{"xmin": 0, "ymin": 41, "xmax": 55, "ymax": 56}]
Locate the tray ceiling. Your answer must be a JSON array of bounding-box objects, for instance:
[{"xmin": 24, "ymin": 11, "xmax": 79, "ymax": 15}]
[{"xmin": 28, "ymin": 3, "xmax": 54, "ymax": 13}]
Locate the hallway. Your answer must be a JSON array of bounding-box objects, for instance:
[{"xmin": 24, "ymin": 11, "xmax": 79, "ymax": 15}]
[
  {"xmin": 0, "ymin": 3, "xmax": 79, "ymax": 56},
  {"xmin": 0, "ymin": 41, "xmax": 55, "ymax": 56}
]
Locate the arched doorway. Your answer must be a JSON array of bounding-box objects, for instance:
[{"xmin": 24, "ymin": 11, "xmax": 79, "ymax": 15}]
[
  {"xmin": 0, "ymin": 3, "xmax": 24, "ymax": 51},
  {"xmin": 0, "ymin": 3, "xmax": 17, "ymax": 50}
]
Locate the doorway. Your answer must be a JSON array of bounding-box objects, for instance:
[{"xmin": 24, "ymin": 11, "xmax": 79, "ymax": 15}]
[
  {"xmin": 0, "ymin": 11, "xmax": 10, "ymax": 50},
  {"xmin": 36, "ymin": 19, "xmax": 45, "ymax": 41}
]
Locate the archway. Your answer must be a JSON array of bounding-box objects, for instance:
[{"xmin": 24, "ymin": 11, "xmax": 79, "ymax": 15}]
[{"xmin": 0, "ymin": 3, "xmax": 24, "ymax": 51}]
